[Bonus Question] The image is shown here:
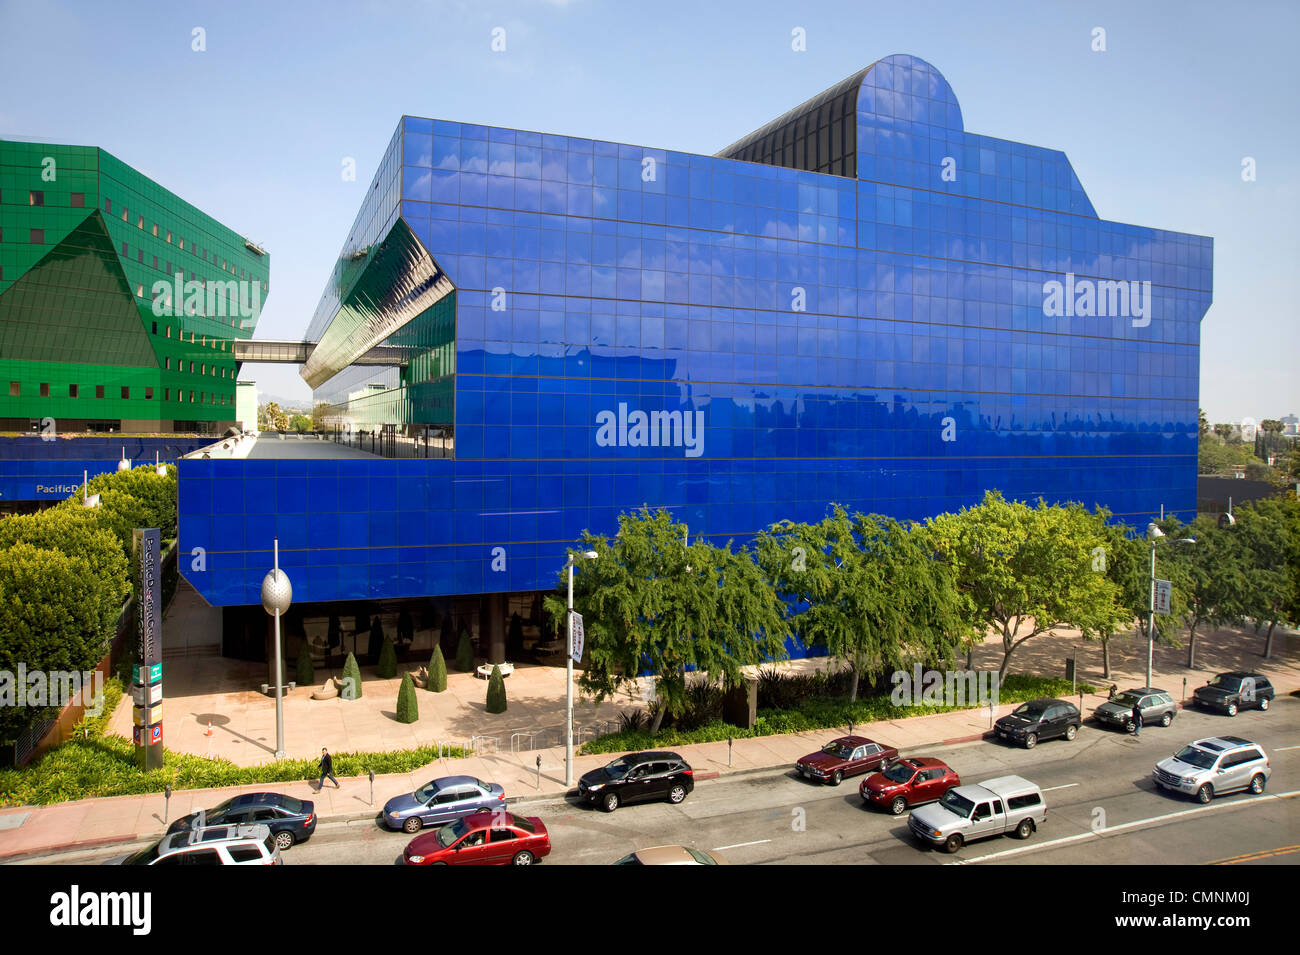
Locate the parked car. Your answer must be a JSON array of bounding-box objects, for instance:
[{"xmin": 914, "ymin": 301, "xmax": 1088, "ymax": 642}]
[
  {"xmin": 908, "ymin": 775, "xmax": 1046, "ymax": 853},
  {"xmin": 402, "ymin": 811, "xmax": 550, "ymax": 865},
  {"xmin": 578, "ymin": 751, "xmax": 694, "ymax": 812},
  {"xmin": 613, "ymin": 846, "xmax": 730, "ymax": 865},
  {"xmin": 382, "ymin": 776, "xmax": 506, "ymax": 833},
  {"xmin": 1192, "ymin": 672, "xmax": 1275, "ymax": 716},
  {"xmin": 994, "ymin": 698, "xmax": 1081, "ymax": 748},
  {"xmin": 166, "ymin": 792, "xmax": 315, "ymax": 850},
  {"xmin": 1153, "ymin": 736, "xmax": 1271, "ymax": 804},
  {"xmin": 861, "ymin": 757, "xmax": 961, "ymax": 814},
  {"xmin": 795, "ymin": 736, "xmax": 898, "ymax": 785},
  {"xmin": 1093, "ymin": 688, "xmax": 1177, "ymax": 732},
  {"xmin": 115, "ymin": 824, "xmax": 281, "ymax": 865}
]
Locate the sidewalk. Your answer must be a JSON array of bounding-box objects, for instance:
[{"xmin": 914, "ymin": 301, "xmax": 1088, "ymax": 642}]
[{"xmin": 1, "ymin": 622, "xmax": 1295, "ymax": 860}]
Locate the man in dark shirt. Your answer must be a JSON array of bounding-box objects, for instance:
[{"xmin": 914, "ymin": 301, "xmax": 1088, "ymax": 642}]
[
  {"xmin": 318, "ymin": 747, "xmax": 340, "ymax": 789},
  {"xmin": 1130, "ymin": 703, "xmax": 1143, "ymax": 738}
]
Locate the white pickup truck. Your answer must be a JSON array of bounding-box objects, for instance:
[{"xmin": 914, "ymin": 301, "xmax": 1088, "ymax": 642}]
[{"xmin": 907, "ymin": 775, "xmax": 1046, "ymax": 853}]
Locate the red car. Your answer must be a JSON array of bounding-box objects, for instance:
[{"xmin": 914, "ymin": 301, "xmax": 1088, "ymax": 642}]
[
  {"xmin": 860, "ymin": 756, "xmax": 961, "ymax": 814},
  {"xmin": 402, "ymin": 811, "xmax": 550, "ymax": 865},
  {"xmin": 795, "ymin": 736, "xmax": 898, "ymax": 785}
]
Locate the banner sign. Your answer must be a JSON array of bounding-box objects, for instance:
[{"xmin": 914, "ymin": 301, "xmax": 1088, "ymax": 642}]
[
  {"xmin": 570, "ymin": 611, "xmax": 585, "ymax": 664},
  {"xmin": 132, "ymin": 528, "xmax": 164, "ymax": 770},
  {"xmin": 1154, "ymin": 579, "xmax": 1172, "ymax": 616}
]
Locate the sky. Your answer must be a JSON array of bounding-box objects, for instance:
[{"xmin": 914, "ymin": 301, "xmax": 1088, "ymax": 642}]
[{"xmin": 1, "ymin": 0, "xmax": 1296, "ymax": 423}]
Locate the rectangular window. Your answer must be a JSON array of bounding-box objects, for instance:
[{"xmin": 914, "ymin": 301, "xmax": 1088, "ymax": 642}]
[
  {"xmin": 8, "ymin": 381, "xmax": 19, "ymax": 397},
  {"xmin": 104, "ymin": 198, "xmax": 112, "ymax": 214},
  {"xmin": 69, "ymin": 384, "xmax": 78, "ymax": 398},
  {"xmin": 152, "ymin": 321, "xmax": 158, "ymax": 335},
  {"xmin": 137, "ymin": 215, "xmax": 144, "ymax": 229},
  {"xmin": 122, "ymin": 242, "xmax": 128, "ymax": 256},
  {"xmin": 152, "ymin": 255, "xmax": 158, "ymax": 269},
  {"xmin": 29, "ymin": 190, "xmax": 44, "ymax": 206},
  {"xmin": 138, "ymin": 249, "xmax": 144, "ymax": 263},
  {"xmin": 164, "ymin": 388, "xmax": 170, "ymax": 401},
  {"xmin": 167, "ymin": 230, "xmax": 172, "ymax": 243},
  {"xmin": 179, "ymin": 238, "xmax": 185, "ymax": 250},
  {"xmin": 189, "ymin": 391, "xmax": 194, "ymax": 403},
  {"xmin": 122, "ymin": 207, "xmax": 128, "ymax": 221},
  {"xmin": 152, "ymin": 223, "xmax": 158, "ymax": 236},
  {"xmin": 40, "ymin": 383, "xmax": 49, "ymax": 397},
  {"xmin": 71, "ymin": 192, "xmax": 85, "ymax": 208},
  {"xmin": 121, "ymin": 386, "xmax": 130, "ymax": 399},
  {"xmin": 30, "ymin": 228, "xmax": 44, "ymax": 244},
  {"xmin": 145, "ymin": 387, "xmax": 154, "ymax": 400},
  {"xmin": 96, "ymin": 385, "xmax": 105, "ymax": 398},
  {"xmin": 165, "ymin": 357, "xmax": 170, "ymax": 369}
]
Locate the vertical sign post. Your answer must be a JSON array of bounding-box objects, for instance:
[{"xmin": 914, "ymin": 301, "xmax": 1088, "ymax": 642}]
[{"xmin": 132, "ymin": 528, "xmax": 164, "ymax": 771}]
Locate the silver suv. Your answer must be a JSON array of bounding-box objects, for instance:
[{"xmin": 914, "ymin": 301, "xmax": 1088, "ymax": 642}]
[
  {"xmin": 1153, "ymin": 736, "xmax": 1271, "ymax": 804},
  {"xmin": 1094, "ymin": 687, "xmax": 1177, "ymax": 732}
]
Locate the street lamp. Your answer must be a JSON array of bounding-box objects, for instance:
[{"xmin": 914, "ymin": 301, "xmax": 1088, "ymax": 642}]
[
  {"xmin": 565, "ymin": 549, "xmax": 599, "ymax": 787},
  {"xmin": 261, "ymin": 538, "xmax": 293, "ymax": 759},
  {"xmin": 1144, "ymin": 523, "xmax": 1195, "ymax": 689}
]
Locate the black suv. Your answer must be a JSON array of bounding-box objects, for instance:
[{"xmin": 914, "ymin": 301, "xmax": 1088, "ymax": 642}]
[
  {"xmin": 166, "ymin": 792, "xmax": 316, "ymax": 850},
  {"xmin": 578, "ymin": 751, "xmax": 694, "ymax": 813},
  {"xmin": 1193, "ymin": 672, "xmax": 1275, "ymax": 716},
  {"xmin": 994, "ymin": 698, "xmax": 1082, "ymax": 749}
]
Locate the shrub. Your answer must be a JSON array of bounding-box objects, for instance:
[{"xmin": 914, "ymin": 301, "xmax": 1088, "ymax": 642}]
[
  {"xmin": 485, "ymin": 665, "xmax": 507, "ymax": 714},
  {"xmin": 455, "ymin": 629, "xmax": 475, "ymax": 672},
  {"xmin": 377, "ymin": 637, "xmax": 397, "ymax": 679},
  {"xmin": 295, "ymin": 644, "xmax": 314, "ymax": 687},
  {"xmin": 428, "ymin": 646, "xmax": 448, "ymax": 692},
  {"xmin": 395, "ymin": 672, "xmax": 418, "ymax": 724},
  {"xmin": 617, "ymin": 708, "xmax": 648, "ymax": 733},
  {"xmin": 341, "ymin": 652, "xmax": 362, "ymax": 700}
]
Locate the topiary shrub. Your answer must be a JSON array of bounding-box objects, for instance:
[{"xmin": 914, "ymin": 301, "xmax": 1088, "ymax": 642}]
[
  {"xmin": 455, "ymin": 628, "xmax": 475, "ymax": 672},
  {"xmin": 377, "ymin": 637, "xmax": 398, "ymax": 679},
  {"xmin": 341, "ymin": 652, "xmax": 362, "ymax": 700},
  {"xmin": 295, "ymin": 643, "xmax": 314, "ymax": 687},
  {"xmin": 428, "ymin": 646, "xmax": 448, "ymax": 692},
  {"xmin": 485, "ymin": 664, "xmax": 507, "ymax": 714},
  {"xmin": 395, "ymin": 672, "xmax": 419, "ymax": 724}
]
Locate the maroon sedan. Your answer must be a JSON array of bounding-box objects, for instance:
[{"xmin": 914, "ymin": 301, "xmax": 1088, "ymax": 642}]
[
  {"xmin": 402, "ymin": 811, "xmax": 550, "ymax": 865},
  {"xmin": 795, "ymin": 736, "xmax": 898, "ymax": 785},
  {"xmin": 860, "ymin": 756, "xmax": 961, "ymax": 814}
]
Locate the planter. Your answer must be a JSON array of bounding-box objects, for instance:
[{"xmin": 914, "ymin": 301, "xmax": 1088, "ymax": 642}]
[{"xmin": 476, "ymin": 662, "xmax": 514, "ymax": 679}]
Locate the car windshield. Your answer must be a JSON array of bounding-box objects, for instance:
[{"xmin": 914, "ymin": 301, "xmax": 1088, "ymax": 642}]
[
  {"xmin": 1208, "ymin": 676, "xmax": 1242, "ymax": 691},
  {"xmin": 415, "ymin": 782, "xmax": 440, "ymax": 802},
  {"xmin": 604, "ymin": 758, "xmax": 633, "ymax": 779},
  {"xmin": 1012, "ymin": 703, "xmax": 1046, "ymax": 718},
  {"xmin": 125, "ymin": 841, "xmax": 163, "ymax": 865},
  {"xmin": 436, "ymin": 818, "xmax": 471, "ymax": 849},
  {"xmin": 1173, "ymin": 746, "xmax": 1218, "ymax": 769},
  {"xmin": 1113, "ymin": 692, "xmax": 1144, "ymax": 707},
  {"xmin": 883, "ymin": 763, "xmax": 916, "ymax": 784},
  {"xmin": 939, "ymin": 790, "xmax": 975, "ymax": 817},
  {"xmin": 822, "ymin": 742, "xmax": 853, "ymax": 759}
]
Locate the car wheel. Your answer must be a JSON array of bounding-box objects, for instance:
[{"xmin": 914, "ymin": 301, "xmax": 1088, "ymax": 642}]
[
  {"xmin": 1226, "ymin": 703, "xmax": 1238, "ymax": 717},
  {"xmin": 512, "ymin": 850, "xmax": 535, "ymax": 865},
  {"xmin": 601, "ymin": 792, "xmax": 620, "ymax": 813},
  {"xmin": 1196, "ymin": 784, "xmax": 1213, "ymax": 804},
  {"xmin": 403, "ymin": 817, "xmax": 422, "ymax": 834},
  {"xmin": 944, "ymin": 833, "xmax": 963, "ymax": 854},
  {"xmin": 1024, "ymin": 733, "xmax": 1037, "ymax": 749},
  {"xmin": 831, "ymin": 770, "xmax": 844, "ymax": 786},
  {"xmin": 273, "ymin": 830, "xmax": 295, "ymax": 851},
  {"xmin": 1259, "ymin": 698, "xmax": 1270, "ymax": 711},
  {"xmin": 1249, "ymin": 774, "xmax": 1266, "ymax": 795},
  {"xmin": 1015, "ymin": 818, "xmax": 1035, "ymax": 839},
  {"xmin": 1160, "ymin": 712, "xmax": 1173, "ymax": 727},
  {"xmin": 1125, "ymin": 720, "xmax": 1136, "ymax": 734},
  {"xmin": 890, "ymin": 796, "xmax": 907, "ymax": 815},
  {"xmin": 667, "ymin": 784, "xmax": 687, "ymax": 804},
  {"xmin": 1065, "ymin": 724, "xmax": 1077, "ymax": 741}
]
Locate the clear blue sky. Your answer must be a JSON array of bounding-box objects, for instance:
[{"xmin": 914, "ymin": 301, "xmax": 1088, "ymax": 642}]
[{"xmin": 2, "ymin": 0, "xmax": 1296, "ymax": 423}]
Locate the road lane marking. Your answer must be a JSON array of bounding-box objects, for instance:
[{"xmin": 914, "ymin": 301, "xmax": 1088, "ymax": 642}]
[
  {"xmin": 949, "ymin": 788, "xmax": 1300, "ymax": 864},
  {"xmin": 712, "ymin": 840, "xmax": 771, "ymax": 851},
  {"xmin": 1274, "ymin": 744, "xmax": 1300, "ymax": 751},
  {"xmin": 1209, "ymin": 844, "xmax": 1300, "ymax": 865},
  {"xmin": 1041, "ymin": 783, "xmax": 1079, "ymax": 792}
]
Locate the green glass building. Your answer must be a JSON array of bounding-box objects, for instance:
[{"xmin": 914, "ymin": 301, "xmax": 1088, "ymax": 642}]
[{"xmin": 0, "ymin": 140, "xmax": 269, "ymax": 433}]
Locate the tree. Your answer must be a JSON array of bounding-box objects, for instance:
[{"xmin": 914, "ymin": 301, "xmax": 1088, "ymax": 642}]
[
  {"xmin": 485, "ymin": 664, "xmax": 507, "ymax": 714},
  {"xmin": 1213, "ymin": 423, "xmax": 1234, "ymax": 441},
  {"xmin": 295, "ymin": 643, "xmax": 315, "ymax": 687},
  {"xmin": 395, "ymin": 672, "xmax": 419, "ymax": 723},
  {"xmin": 341, "ymin": 652, "xmax": 362, "ymax": 700},
  {"xmin": 377, "ymin": 637, "xmax": 397, "ymax": 679},
  {"xmin": 755, "ymin": 507, "xmax": 967, "ymax": 702},
  {"xmin": 427, "ymin": 645, "xmax": 448, "ymax": 692},
  {"xmin": 1176, "ymin": 516, "xmax": 1247, "ymax": 669},
  {"xmin": 545, "ymin": 508, "xmax": 790, "ymax": 735},
  {"xmin": 1198, "ymin": 407, "xmax": 1209, "ymax": 439},
  {"xmin": 455, "ymin": 628, "xmax": 475, "ymax": 672},
  {"xmin": 924, "ymin": 491, "xmax": 1127, "ymax": 680},
  {"xmin": 259, "ymin": 401, "xmax": 289, "ymax": 432},
  {"xmin": 289, "ymin": 414, "xmax": 311, "ymax": 434},
  {"xmin": 1231, "ymin": 497, "xmax": 1298, "ymax": 658}
]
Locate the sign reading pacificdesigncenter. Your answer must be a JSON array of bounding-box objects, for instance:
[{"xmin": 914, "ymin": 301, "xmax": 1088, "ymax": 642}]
[{"xmin": 595, "ymin": 403, "xmax": 705, "ymax": 458}]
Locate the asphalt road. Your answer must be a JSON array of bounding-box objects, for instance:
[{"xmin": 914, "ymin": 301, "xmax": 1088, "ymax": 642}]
[{"xmin": 17, "ymin": 697, "xmax": 1299, "ymax": 866}]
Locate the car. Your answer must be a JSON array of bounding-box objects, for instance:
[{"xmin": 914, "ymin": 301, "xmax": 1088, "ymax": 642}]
[
  {"xmin": 1093, "ymin": 688, "xmax": 1177, "ymax": 732},
  {"xmin": 613, "ymin": 846, "xmax": 730, "ymax": 865},
  {"xmin": 115, "ymin": 824, "xmax": 282, "ymax": 865},
  {"xmin": 578, "ymin": 751, "xmax": 694, "ymax": 812},
  {"xmin": 795, "ymin": 736, "xmax": 898, "ymax": 785},
  {"xmin": 381, "ymin": 776, "xmax": 506, "ymax": 833},
  {"xmin": 1153, "ymin": 736, "xmax": 1271, "ymax": 804},
  {"xmin": 402, "ymin": 811, "xmax": 550, "ymax": 865},
  {"xmin": 166, "ymin": 792, "xmax": 315, "ymax": 850},
  {"xmin": 994, "ymin": 698, "xmax": 1081, "ymax": 748},
  {"xmin": 908, "ymin": 776, "xmax": 1046, "ymax": 853},
  {"xmin": 1192, "ymin": 672, "xmax": 1275, "ymax": 716},
  {"xmin": 860, "ymin": 756, "xmax": 961, "ymax": 814}
]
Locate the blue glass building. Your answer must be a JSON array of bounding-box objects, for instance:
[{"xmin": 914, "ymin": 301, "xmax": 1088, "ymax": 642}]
[{"xmin": 179, "ymin": 56, "xmax": 1211, "ymax": 653}]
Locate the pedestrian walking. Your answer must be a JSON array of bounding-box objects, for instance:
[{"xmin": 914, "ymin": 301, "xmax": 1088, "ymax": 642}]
[
  {"xmin": 318, "ymin": 747, "xmax": 340, "ymax": 789},
  {"xmin": 1130, "ymin": 702, "xmax": 1143, "ymax": 737}
]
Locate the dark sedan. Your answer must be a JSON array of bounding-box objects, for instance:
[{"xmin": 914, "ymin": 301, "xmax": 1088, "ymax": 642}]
[
  {"xmin": 166, "ymin": 792, "xmax": 315, "ymax": 850},
  {"xmin": 795, "ymin": 736, "xmax": 898, "ymax": 785},
  {"xmin": 995, "ymin": 698, "xmax": 1081, "ymax": 748},
  {"xmin": 382, "ymin": 776, "xmax": 506, "ymax": 833}
]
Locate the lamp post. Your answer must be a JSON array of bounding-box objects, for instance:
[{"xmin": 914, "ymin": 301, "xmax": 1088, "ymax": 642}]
[
  {"xmin": 565, "ymin": 549, "xmax": 599, "ymax": 787},
  {"xmin": 261, "ymin": 538, "xmax": 292, "ymax": 759},
  {"xmin": 1144, "ymin": 523, "xmax": 1195, "ymax": 689}
]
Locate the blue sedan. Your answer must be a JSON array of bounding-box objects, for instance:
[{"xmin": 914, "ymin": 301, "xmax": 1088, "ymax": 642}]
[{"xmin": 381, "ymin": 776, "xmax": 506, "ymax": 833}]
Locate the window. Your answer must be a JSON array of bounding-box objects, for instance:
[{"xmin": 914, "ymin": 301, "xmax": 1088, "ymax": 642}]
[
  {"xmin": 1007, "ymin": 793, "xmax": 1042, "ymax": 810},
  {"xmin": 104, "ymin": 198, "xmax": 112, "ymax": 214},
  {"xmin": 152, "ymin": 223, "xmax": 158, "ymax": 236},
  {"xmin": 973, "ymin": 802, "xmax": 991, "ymax": 820},
  {"xmin": 152, "ymin": 255, "xmax": 158, "ymax": 269},
  {"xmin": 166, "ymin": 326, "xmax": 172, "ymax": 338},
  {"xmin": 122, "ymin": 242, "xmax": 128, "ymax": 256},
  {"xmin": 179, "ymin": 238, "xmax": 185, "ymax": 250},
  {"xmin": 30, "ymin": 228, "xmax": 44, "ymax": 244},
  {"xmin": 152, "ymin": 321, "xmax": 157, "ymax": 335},
  {"xmin": 95, "ymin": 386, "xmax": 105, "ymax": 398},
  {"xmin": 69, "ymin": 384, "xmax": 78, "ymax": 398},
  {"xmin": 8, "ymin": 382, "xmax": 19, "ymax": 397},
  {"xmin": 165, "ymin": 358, "xmax": 170, "ymax": 369},
  {"xmin": 40, "ymin": 383, "xmax": 49, "ymax": 397},
  {"xmin": 137, "ymin": 214, "xmax": 144, "ymax": 229},
  {"xmin": 189, "ymin": 391, "xmax": 194, "ymax": 403},
  {"xmin": 121, "ymin": 386, "xmax": 129, "ymax": 399},
  {"xmin": 136, "ymin": 284, "xmax": 143, "ymax": 297},
  {"xmin": 70, "ymin": 192, "xmax": 85, "ymax": 208},
  {"xmin": 164, "ymin": 388, "xmax": 170, "ymax": 401},
  {"xmin": 29, "ymin": 190, "xmax": 44, "ymax": 206},
  {"xmin": 489, "ymin": 829, "xmax": 518, "ymax": 843},
  {"xmin": 991, "ymin": 800, "xmax": 1004, "ymax": 814},
  {"xmin": 137, "ymin": 249, "xmax": 143, "ymax": 263},
  {"xmin": 145, "ymin": 387, "xmax": 153, "ymax": 399},
  {"xmin": 189, "ymin": 362, "xmax": 194, "ymax": 373},
  {"xmin": 122, "ymin": 207, "xmax": 128, "ymax": 221},
  {"xmin": 166, "ymin": 230, "xmax": 172, "ymax": 243},
  {"xmin": 226, "ymin": 846, "xmax": 264, "ymax": 863}
]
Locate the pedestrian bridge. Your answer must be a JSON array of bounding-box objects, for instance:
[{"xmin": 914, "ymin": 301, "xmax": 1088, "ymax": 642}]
[{"xmin": 232, "ymin": 340, "xmax": 406, "ymax": 366}]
